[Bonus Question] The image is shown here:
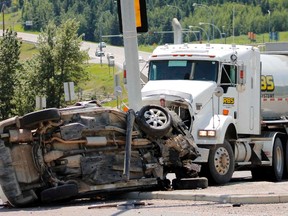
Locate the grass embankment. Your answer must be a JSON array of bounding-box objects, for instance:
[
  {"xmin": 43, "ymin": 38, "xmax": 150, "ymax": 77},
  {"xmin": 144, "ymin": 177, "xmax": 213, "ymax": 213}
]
[
  {"xmin": 20, "ymin": 42, "xmax": 38, "ymax": 60},
  {"xmin": 78, "ymin": 64, "xmax": 127, "ymax": 108}
]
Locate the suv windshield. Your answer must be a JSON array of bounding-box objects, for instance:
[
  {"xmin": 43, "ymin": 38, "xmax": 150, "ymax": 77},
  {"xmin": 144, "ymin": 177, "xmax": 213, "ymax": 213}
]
[{"xmin": 148, "ymin": 60, "xmax": 218, "ymax": 81}]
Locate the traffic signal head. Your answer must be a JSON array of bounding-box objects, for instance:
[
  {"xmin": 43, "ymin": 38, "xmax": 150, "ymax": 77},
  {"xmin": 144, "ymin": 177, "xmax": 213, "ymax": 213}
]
[{"xmin": 117, "ymin": 0, "xmax": 148, "ymax": 33}]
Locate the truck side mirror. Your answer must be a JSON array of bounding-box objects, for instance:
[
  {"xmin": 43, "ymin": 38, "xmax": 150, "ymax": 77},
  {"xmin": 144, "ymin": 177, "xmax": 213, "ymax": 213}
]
[{"xmin": 214, "ymin": 86, "xmax": 224, "ymax": 97}]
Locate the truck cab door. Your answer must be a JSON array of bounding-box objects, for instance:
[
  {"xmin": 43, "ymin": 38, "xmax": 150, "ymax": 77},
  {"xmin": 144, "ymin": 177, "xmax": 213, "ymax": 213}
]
[
  {"xmin": 219, "ymin": 64, "xmax": 238, "ymax": 121},
  {"xmin": 219, "ymin": 63, "xmax": 260, "ymax": 135}
]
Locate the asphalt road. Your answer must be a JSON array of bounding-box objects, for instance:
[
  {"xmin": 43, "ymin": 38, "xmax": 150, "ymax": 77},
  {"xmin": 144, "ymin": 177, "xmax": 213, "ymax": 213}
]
[{"xmin": 1, "ymin": 171, "xmax": 288, "ymax": 216}]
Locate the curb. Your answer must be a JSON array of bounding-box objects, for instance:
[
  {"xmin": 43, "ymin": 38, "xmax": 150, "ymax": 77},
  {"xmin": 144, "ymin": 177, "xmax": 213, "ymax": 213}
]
[{"xmin": 122, "ymin": 190, "xmax": 288, "ymax": 204}]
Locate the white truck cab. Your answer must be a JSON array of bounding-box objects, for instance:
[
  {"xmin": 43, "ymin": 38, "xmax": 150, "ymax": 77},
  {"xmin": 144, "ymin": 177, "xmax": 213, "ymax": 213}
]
[{"xmin": 141, "ymin": 43, "xmax": 288, "ymax": 184}]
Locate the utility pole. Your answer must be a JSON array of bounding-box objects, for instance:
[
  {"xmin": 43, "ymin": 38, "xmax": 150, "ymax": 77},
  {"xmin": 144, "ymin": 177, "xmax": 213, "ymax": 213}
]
[
  {"xmin": 1, "ymin": 2, "xmax": 5, "ymax": 36},
  {"xmin": 268, "ymin": 10, "xmax": 271, "ymax": 42},
  {"xmin": 119, "ymin": 0, "xmax": 142, "ymax": 111}
]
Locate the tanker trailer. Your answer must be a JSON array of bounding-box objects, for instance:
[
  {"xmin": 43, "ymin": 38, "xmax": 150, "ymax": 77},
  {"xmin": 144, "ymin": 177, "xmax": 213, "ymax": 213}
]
[
  {"xmin": 141, "ymin": 43, "xmax": 288, "ymax": 185},
  {"xmin": 260, "ymin": 54, "xmax": 288, "ymax": 120}
]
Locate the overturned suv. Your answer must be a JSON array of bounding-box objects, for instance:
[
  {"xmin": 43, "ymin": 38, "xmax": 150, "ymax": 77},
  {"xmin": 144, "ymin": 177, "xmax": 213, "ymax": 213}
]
[{"xmin": 0, "ymin": 104, "xmax": 202, "ymax": 207}]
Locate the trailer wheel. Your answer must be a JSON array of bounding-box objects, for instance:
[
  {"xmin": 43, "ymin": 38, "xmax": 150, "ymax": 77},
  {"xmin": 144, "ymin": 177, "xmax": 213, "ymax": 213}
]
[
  {"xmin": 270, "ymin": 137, "xmax": 284, "ymax": 181},
  {"xmin": 285, "ymin": 141, "xmax": 288, "ymax": 179},
  {"xmin": 136, "ymin": 105, "xmax": 172, "ymax": 138},
  {"xmin": 252, "ymin": 137, "xmax": 284, "ymax": 181},
  {"xmin": 19, "ymin": 108, "xmax": 60, "ymax": 130},
  {"xmin": 204, "ymin": 140, "xmax": 235, "ymax": 185}
]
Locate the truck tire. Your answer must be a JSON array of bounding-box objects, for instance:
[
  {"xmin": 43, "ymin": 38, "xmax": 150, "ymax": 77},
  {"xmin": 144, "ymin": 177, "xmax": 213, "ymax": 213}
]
[
  {"xmin": 285, "ymin": 140, "xmax": 288, "ymax": 179},
  {"xmin": 252, "ymin": 137, "xmax": 284, "ymax": 181},
  {"xmin": 136, "ymin": 105, "xmax": 172, "ymax": 138},
  {"xmin": 269, "ymin": 137, "xmax": 284, "ymax": 181},
  {"xmin": 204, "ymin": 140, "xmax": 235, "ymax": 185},
  {"xmin": 19, "ymin": 108, "xmax": 60, "ymax": 130}
]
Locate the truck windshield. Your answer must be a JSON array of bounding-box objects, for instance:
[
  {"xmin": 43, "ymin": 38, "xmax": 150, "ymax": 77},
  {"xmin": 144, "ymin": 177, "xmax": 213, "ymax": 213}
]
[{"xmin": 148, "ymin": 60, "xmax": 218, "ymax": 81}]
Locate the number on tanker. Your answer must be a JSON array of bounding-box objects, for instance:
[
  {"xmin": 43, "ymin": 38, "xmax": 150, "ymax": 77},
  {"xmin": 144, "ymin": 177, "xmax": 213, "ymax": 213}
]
[{"xmin": 261, "ymin": 75, "xmax": 274, "ymax": 91}]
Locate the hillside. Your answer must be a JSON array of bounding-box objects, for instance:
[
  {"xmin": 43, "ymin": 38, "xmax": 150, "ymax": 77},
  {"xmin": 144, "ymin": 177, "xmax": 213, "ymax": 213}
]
[{"xmin": 1, "ymin": 0, "xmax": 287, "ymax": 46}]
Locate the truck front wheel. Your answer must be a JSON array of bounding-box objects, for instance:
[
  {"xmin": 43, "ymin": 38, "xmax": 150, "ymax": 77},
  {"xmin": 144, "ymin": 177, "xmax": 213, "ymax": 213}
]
[{"xmin": 205, "ymin": 140, "xmax": 235, "ymax": 185}]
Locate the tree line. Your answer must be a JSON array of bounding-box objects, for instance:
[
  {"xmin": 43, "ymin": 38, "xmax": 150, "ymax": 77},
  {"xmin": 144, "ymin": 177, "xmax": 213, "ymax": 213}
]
[{"xmin": 7, "ymin": 0, "xmax": 288, "ymax": 45}]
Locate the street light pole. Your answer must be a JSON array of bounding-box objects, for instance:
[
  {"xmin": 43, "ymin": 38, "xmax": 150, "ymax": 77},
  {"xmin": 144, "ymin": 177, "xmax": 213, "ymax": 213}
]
[
  {"xmin": 167, "ymin": 4, "xmax": 182, "ymax": 20},
  {"xmin": 222, "ymin": 26, "xmax": 226, "ymax": 44},
  {"xmin": 268, "ymin": 10, "xmax": 271, "ymax": 42},
  {"xmin": 189, "ymin": 25, "xmax": 210, "ymax": 42},
  {"xmin": 99, "ymin": 12, "xmax": 105, "ymax": 66},
  {"xmin": 1, "ymin": 2, "xmax": 6, "ymax": 36},
  {"xmin": 99, "ymin": 10, "xmax": 110, "ymax": 66},
  {"xmin": 182, "ymin": 28, "xmax": 198, "ymax": 42},
  {"xmin": 120, "ymin": 0, "xmax": 142, "ymax": 112},
  {"xmin": 192, "ymin": 3, "xmax": 214, "ymax": 40},
  {"xmin": 199, "ymin": 22, "xmax": 223, "ymax": 42}
]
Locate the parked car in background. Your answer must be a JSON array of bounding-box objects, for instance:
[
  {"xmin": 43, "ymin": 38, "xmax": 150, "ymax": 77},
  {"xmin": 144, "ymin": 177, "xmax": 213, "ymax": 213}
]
[
  {"xmin": 138, "ymin": 55, "xmax": 145, "ymax": 63},
  {"xmin": 95, "ymin": 48, "xmax": 105, "ymax": 57},
  {"xmin": 98, "ymin": 42, "xmax": 106, "ymax": 48}
]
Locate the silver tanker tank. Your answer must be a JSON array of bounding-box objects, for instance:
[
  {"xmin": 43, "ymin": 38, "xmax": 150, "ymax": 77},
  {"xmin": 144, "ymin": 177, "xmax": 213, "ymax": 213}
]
[{"xmin": 261, "ymin": 54, "xmax": 288, "ymax": 120}]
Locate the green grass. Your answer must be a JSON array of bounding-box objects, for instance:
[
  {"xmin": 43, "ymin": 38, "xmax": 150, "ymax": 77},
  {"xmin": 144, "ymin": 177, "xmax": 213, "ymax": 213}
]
[
  {"xmin": 79, "ymin": 64, "xmax": 116, "ymax": 99},
  {"xmin": 77, "ymin": 64, "xmax": 127, "ymax": 106},
  {"xmin": 138, "ymin": 44, "xmax": 157, "ymax": 53},
  {"xmin": 19, "ymin": 42, "xmax": 38, "ymax": 61}
]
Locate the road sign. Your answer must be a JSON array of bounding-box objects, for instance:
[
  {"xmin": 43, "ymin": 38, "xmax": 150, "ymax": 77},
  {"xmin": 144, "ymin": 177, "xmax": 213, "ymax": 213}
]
[
  {"xmin": 64, "ymin": 82, "xmax": 75, "ymax": 101},
  {"xmin": 114, "ymin": 85, "xmax": 122, "ymax": 97},
  {"xmin": 36, "ymin": 96, "xmax": 46, "ymax": 109},
  {"xmin": 108, "ymin": 57, "xmax": 115, "ymax": 67},
  {"xmin": 25, "ymin": 21, "xmax": 33, "ymax": 26}
]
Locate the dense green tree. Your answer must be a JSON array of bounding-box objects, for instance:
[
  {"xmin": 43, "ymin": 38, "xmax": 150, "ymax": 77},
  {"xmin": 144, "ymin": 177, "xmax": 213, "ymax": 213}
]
[
  {"xmin": 22, "ymin": 0, "xmax": 54, "ymax": 31},
  {"xmin": 33, "ymin": 19, "xmax": 89, "ymax": 108},
  {"xmin": 13, "ymin": 58, "xmax": 39, "ymax": 115},
  {"xmin": 0, "ymin": 30, "xmax": 21, "ymax": 119}
]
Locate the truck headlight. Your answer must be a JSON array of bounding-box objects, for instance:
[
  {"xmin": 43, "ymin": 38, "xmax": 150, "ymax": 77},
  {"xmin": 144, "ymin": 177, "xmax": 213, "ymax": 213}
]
[{"xmin": 198, "ymin": 130, "xmax": 216, "ymax": 137}]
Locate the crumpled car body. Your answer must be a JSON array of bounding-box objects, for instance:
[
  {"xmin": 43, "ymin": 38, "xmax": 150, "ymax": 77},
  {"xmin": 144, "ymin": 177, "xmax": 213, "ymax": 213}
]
[{"xmin": 0, "ymin": 104, "xmax": 200, "ymax": 207}]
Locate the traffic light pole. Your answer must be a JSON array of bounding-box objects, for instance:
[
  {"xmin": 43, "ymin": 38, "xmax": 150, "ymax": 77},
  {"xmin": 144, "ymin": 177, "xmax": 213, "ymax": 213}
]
[{"xmin": 120, "ymin": 0, "xmax": 142, "ymax": 112}]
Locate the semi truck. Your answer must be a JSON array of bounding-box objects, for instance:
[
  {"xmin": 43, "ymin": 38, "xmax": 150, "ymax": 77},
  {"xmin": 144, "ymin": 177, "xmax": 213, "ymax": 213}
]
[{"xmin": 141, "ymin": 43, "xmax": 288, "ymax": 185}]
